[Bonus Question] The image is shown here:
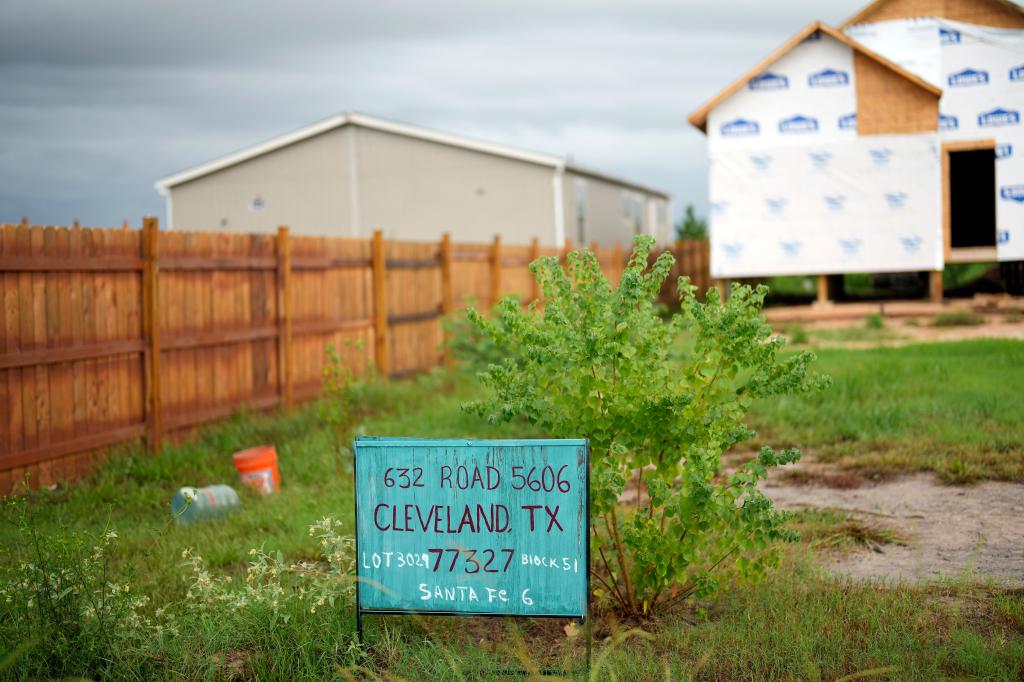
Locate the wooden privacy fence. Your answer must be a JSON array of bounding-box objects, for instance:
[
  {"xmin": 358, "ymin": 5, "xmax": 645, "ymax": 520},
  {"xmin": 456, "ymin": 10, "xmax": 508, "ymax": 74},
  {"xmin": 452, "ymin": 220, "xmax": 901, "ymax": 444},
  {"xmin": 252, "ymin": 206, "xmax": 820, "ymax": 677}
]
[{"xmin": 0, "ymin": 220, "xmax": 709, "ymax": 492}]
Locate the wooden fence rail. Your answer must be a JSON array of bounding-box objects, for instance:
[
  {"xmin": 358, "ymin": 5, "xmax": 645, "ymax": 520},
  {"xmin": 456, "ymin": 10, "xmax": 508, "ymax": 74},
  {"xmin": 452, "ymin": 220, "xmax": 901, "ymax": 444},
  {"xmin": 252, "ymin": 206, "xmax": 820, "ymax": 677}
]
[{"xmin": 0, "ymin": 220, "xmax": 709, "ymax": 492}]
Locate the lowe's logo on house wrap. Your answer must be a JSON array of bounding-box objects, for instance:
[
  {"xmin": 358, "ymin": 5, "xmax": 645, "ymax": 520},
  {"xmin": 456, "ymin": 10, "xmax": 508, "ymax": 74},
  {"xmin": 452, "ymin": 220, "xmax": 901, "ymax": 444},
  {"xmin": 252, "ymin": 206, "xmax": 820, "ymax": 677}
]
[
  {"xmin": 939, "ymin": 114, "xmax": 959, "ymax": 130},
  {"xmin": 765, "ymin": 198, "xmax": 787, "ymax": 215},
  {"xmin": 824, "ymin": 195, "xmax": 846, "ymax": 211},
  {"xmin": 750, "ymin": 154, "xmax": 773, "ymax": 171},
  {"xmin": 1000, "ymin": 185, "xmax": 1024, "ymax": 202},
  {"xmin": 749, "ymin": 72, "xmax": 789, "ymax": 91},
  {"xmin": 779, "ymin": 115, "xmax": 819, "ymax": 133},
  {"xmin": 948, "ymin": 68, "xmax": 989, "ymax": 87},
  {"xmin": 998, "ymin": 230, "xmax": 1010, "ymax": 244},
  {"xmin": 722, "ymin": 242, "xmax": 744, "ymax": 259},
  {"xmin": 899, "ymin": 236, "xmax": 923, "ymax": 253},
  {"xmin": 838, "ymin": 238, "xmax": 862, "ymax": 255},
  {"xmin": 838, "ymin": 113, "xmax": 858, "ymax": 131},
  {"xmin": 808, "ymin": 68, "xmax": 849, "ymax": 87},
  {"xmin": 720, "ymin": 118, "xmax": 760, "ymax": 136},
  {"xmin": 885, "ymin": 192, "xmax": 908, "ymax": 208},
  {"xmin": 779, "ymin": 241, "xmax": 802, "ymax": 257},
  {"xmin": 869, "ymin": 148, "xmax": 892, "ymax": 166},
  {"xmin": 978, "ymin": 108, "xmax": 1020, "ymax": 127},
  {"xmin": 996, "ymin": 143, "xmax": 1013, "ymax": 159},
  {"xmin": 1010, "ymin": 64, "xmax": 1024, "ymax": 81},
  {"xmin": 939, "ymin": 27, "xmax": 961, "ymax": 45},
  {"xmin": 808, "ymin": 151, "xmax": 832, "ymax": 169}
]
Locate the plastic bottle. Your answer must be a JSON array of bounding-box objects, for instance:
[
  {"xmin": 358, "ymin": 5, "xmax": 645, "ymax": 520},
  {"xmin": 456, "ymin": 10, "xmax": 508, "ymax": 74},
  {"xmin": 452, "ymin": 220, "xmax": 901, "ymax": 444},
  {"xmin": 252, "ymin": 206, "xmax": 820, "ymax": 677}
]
[{"xmin": 171, "ymin": 485, "xmax": 241, "ymax": 524}]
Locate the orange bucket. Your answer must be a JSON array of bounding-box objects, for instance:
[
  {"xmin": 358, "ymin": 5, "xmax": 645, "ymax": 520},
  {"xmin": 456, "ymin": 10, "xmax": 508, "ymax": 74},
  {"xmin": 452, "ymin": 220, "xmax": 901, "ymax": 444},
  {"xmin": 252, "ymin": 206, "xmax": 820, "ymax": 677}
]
[{"xmin": 232, "ymin": 445, "xmax": 280, "ymax": 494}]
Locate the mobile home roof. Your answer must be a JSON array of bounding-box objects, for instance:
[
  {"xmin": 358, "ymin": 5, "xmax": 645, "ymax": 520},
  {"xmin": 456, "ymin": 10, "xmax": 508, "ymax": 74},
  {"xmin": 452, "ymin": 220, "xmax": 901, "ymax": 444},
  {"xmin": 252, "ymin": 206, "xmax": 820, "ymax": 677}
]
[{"xmin": 155, "ymin": 112, "xmax": 670, "ymax": 199}]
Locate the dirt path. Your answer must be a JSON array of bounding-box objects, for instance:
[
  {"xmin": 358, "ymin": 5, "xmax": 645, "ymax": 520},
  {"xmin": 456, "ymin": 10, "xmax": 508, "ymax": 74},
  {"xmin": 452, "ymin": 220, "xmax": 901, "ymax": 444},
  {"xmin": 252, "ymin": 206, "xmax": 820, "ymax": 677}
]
[
  {"xmin": 799, "ymin": 317, "xmax": 1024, "ymax": 349},
  {"xmin": 760, "ymin": 469, "xmax": 1024, "ymax": 585}
]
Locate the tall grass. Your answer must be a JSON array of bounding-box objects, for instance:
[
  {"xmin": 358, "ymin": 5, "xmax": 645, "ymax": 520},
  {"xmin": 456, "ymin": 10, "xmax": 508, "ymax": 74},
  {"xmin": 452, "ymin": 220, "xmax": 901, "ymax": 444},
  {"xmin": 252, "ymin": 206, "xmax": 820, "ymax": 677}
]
[{"xmin": 751, "ymin": 339, "xmax": 1024, "ymax": 482}]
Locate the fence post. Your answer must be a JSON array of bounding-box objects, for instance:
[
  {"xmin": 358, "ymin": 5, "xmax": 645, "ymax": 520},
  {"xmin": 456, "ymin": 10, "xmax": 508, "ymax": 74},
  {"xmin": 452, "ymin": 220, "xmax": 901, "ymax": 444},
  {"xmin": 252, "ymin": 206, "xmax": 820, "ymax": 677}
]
[
  {"xmin": 276, "ymin": 226, "xmax": 293, "ymax": 411},
  {"xmin": 613, "ymin": 242, "xmax": 623, "ymax": 286},
  {"xmin": 929, "ymin": 270, "xmax": 943, "ymax": 303},
  {"xmin": 489, "ymin": 234, "xmax": 502, "ymax": 309},
  {"xmin": 529, "ymin": 237, "xmax": 540, "ymax": 303},
  {"xmin": 701, "ymin": 240, "xmax": 710, "ymax": 294},
  {"xmin": 141, "ymin": 216, "xmax": 162, "ymax": 455},
  {"xmin": 372, "ymin": 229, "xmax": 390, "ymax": 376},
  {"xmin": 440, "ymin": 232, "xmax": 453, "ymax": 366},
  {"xmin": 816, "ymin": 274, "xmax": 830, "ymax": 305}
]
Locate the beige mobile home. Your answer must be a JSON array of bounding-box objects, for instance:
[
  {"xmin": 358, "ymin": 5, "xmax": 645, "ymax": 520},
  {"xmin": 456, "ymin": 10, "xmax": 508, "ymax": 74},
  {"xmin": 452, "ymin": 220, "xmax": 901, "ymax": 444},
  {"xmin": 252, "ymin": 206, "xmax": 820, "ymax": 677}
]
[{"xmin": 155, "ymin": 113, "xmax": 671, "ymax": 247}]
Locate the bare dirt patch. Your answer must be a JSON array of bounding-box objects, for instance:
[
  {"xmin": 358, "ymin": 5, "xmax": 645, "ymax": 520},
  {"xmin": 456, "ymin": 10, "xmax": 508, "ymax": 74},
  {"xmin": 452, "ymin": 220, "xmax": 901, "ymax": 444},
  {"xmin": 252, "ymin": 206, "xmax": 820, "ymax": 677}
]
[
  {"xmin": 791, "ymin": 315, "xmax": 1024, "ymax": 349},
  {"xmin": 761, "ymin": 465, "xmax": 1024, "ymax": 586}
]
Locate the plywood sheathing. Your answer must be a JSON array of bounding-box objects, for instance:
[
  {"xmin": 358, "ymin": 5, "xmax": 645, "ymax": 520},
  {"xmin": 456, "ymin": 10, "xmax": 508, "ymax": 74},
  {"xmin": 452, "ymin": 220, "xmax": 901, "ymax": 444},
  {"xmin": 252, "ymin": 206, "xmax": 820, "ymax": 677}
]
[
  {"xmin": 854, "ymin": 51, "xmax": 940, "ymax": 135},
  {"xmin": 843, "ymin": 0, "xmax": 1024, "ymax": 29}
]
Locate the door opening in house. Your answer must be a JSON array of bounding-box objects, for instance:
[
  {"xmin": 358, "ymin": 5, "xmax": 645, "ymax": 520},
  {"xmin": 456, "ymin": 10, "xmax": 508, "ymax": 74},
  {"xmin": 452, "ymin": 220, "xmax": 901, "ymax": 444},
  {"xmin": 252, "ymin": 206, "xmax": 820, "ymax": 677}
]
[{"xmin": 949, "ymin": 148, "xmax": 996, "ymax": 248}]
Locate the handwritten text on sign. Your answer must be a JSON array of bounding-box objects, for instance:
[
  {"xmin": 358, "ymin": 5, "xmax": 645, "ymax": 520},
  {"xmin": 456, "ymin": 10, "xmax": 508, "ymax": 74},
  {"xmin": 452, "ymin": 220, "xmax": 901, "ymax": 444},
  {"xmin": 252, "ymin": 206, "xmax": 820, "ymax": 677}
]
[{"xmin": 353, "ymin": 438, "xmax": 588, "ymax": 617}]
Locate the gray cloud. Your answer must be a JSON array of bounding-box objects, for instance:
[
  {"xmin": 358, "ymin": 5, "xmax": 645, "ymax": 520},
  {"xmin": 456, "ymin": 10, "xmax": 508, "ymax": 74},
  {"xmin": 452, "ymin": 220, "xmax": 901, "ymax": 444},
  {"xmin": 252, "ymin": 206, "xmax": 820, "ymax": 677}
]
[{"xmin": 0, "ymin": 0, "xmax": 861, "ymax": 227}]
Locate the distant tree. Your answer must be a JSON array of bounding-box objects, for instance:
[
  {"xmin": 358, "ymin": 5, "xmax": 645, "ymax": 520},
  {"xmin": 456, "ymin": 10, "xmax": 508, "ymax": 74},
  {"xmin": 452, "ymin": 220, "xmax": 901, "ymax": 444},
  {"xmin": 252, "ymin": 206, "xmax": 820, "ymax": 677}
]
[{"xmin": 675, "ymin": 203, "xmax": 708, "ymax": 241}]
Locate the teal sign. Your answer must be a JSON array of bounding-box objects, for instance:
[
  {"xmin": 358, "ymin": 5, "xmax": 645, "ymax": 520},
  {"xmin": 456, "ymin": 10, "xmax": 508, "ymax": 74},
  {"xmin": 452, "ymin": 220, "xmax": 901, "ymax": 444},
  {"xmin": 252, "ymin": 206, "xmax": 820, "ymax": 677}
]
[{"xmin": 353, "ymin": 438, "xmax": 589, "ymax": 618}]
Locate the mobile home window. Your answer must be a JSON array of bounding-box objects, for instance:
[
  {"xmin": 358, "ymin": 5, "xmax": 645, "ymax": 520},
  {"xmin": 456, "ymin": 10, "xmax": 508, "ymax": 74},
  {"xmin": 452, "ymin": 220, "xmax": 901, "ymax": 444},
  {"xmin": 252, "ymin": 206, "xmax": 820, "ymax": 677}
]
[
  {"xmin": 622, "ymin": 193, "xmax": 631, "ymax": 218},
  {"xmin": 633, "ymin": 196, "xmax": 643, "ymax": 235}
]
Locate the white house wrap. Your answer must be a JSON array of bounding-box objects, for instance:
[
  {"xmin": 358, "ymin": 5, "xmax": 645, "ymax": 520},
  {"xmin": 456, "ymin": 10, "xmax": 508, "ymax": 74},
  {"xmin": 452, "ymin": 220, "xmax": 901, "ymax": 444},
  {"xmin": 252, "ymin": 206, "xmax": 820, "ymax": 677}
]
[
  {"xmin": 849, "ymin": 18, "xmax": 1024, "ymax": 261},
  {"xmin": 709, "ymin": 136, "xmax": 942, "ymax": 276}
]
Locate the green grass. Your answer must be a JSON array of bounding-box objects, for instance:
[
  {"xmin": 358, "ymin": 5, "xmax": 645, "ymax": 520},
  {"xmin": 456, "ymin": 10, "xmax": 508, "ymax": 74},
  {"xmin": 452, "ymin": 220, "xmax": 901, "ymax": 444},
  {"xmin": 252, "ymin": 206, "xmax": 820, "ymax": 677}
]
[
  {"xmin": 782, "ymin": 317, "xmax": 901, "ymax": 349},
  {"xmin": 366, "ymin": 557, "xmax": 1024, "ymax": 681},
  {"xmin": 944, "ymin": 262, "xmax": 994, "ymax": 290},
  {"xmin": 801, "ymin": 324, "xmax": 902, "ymax": 345},
  {"xmin": 788, "ymin": 508, "xmax": 907, "ymax": 553},
  {"xmin": 932, "ymin": 310, "xmax": 986, "ymax": 327},
  {"xmin": 0, "ymin": 370, "xmax": 536, "ymax": 603},
  {"xmin": 751, "ymin": 339, "xmax": 1024, "ymax": 483},
  {"xmin": 4, "ymin": 341, "xmax": 1024, "ymax": 679}
]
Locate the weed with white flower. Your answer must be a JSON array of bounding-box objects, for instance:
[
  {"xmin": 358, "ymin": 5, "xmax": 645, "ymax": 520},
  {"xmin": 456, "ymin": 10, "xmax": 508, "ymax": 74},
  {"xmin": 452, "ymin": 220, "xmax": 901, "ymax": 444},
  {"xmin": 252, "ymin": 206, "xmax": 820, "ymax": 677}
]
[{"xmin": 0, "ymin": 493, "xmax": 174, "ymax": 679}]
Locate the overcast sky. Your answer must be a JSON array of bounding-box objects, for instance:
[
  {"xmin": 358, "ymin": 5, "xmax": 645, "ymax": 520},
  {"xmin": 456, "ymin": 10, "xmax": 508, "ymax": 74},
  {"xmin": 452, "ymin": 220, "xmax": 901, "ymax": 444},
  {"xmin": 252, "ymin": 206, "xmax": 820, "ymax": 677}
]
[{"xmin": 1, "ymin": 0, "xmax": 863, "ymax": 227}]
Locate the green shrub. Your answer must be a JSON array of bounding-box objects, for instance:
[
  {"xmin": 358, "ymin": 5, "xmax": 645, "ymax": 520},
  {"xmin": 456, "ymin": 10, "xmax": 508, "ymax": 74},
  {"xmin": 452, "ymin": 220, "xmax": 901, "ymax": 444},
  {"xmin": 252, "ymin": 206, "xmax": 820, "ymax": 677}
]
[
  {"xmin": 932, "ymin": 311, "xmax": 985, "ymax": 327},
  {"xmin": 464, "ymin": 236, "xmax": 828, "ymax": 616},
  {"xmin": 865, "ymin": 313, "xmax": 885, "ymax": 330},
  {"xmin": 442, "ymin": 301, "xmax": 510, "ymax": 372},
  {"xmin": 785, "ymin": 324, "xmax": 810, "ymax": 345},
  {"xmin": 319, "ymin": 341, "xmax": 371, "ymax": 452}
]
